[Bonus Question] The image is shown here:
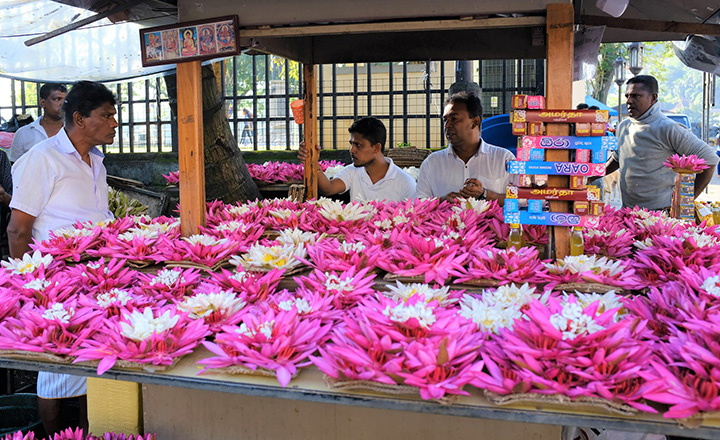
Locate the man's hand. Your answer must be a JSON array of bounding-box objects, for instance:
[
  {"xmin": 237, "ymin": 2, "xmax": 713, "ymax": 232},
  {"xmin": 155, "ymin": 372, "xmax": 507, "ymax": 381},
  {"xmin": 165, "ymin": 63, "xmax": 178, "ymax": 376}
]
[
  {"xmin": 459, "ymin": 178, "xmax": 485, "ymax": 199},
  {"xmin": 298, "ymin": 141, "xmax": 320, "ymax": 162},
  {"xmin": 440, "ymin": 192, "xmax": 462, "ymax": 202},
  {"xmin": 0, "ymin": 184, "xmax": 11, "ymax": 207}
]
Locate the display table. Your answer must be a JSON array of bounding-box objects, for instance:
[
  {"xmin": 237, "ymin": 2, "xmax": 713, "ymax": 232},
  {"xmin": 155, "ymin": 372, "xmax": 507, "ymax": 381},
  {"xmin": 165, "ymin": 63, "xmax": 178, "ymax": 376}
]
[{"xmin": 2, "ymin": 348, "xmax": 718, "ymax": 439}]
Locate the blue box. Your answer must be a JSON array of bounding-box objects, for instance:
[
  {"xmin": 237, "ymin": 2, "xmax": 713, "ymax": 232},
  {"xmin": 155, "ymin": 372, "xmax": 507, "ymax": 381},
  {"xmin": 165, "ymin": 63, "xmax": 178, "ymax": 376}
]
[
  {"xmin": 528, "ymin": 199, "xmax": 543, "ymax": 213},
  {"xmin": 504, "ymin": 199, "xmax": 520, "ymax": 212},
  {"xmin": 592, "ymin": 149, "xmax": 608, "ymax": 164}
]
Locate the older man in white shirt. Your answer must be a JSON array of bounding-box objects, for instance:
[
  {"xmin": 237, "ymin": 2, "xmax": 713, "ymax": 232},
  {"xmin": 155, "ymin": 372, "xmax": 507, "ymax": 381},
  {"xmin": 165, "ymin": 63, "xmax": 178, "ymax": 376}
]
[
  {"xmin": 415, "ymin": 92, "xmax": 514, "ymax": 204},
  {"xmin": 8, "ymin": 80, "xmax": 116, "ymax": 436}
]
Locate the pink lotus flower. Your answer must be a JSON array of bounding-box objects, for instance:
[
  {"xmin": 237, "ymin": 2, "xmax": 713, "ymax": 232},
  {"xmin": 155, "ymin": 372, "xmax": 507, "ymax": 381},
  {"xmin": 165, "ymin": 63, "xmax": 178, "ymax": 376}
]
[
  {"xmin": 162, "ymin": 170, "xmax": 180, "ymax": 184},
  {"xmin": 452, "ymin": 246, "xmax": 549, "ymax": 286},
  {"xmin": 583, "ymin": 227, "xmax": 635, "ymax": 258},
  {"xmin": 199, "ymin": 305, "xmax": 332, "ymax": 386},
  {"xmin": 66, "ymin": 258, "xmax": 138, "ymax": 294},
  {"xmin": 374, "ymin": 231, "xmax": 468, "ymax": 285},
  {"xmin": 303, "ymin": 237, "xmax": 379, "ymax": 272},
  {"xmin": 265, "ymin": 288, "xmax": 342, "ymax": 324},
  {"xmin": 155, "ymin": 234, "xmax": 241, "ymax": 268},
  {"xmin": 177, "ymin": 283, "xmax": 248, "ymax": 333},
  {"xmin": 74, "ymin": 306, "xmax": 210, "ymax": 374},
  {"xmin": 208, "ymin": 268, "xmax": 283, "ymax": 303},
  {"xmin": 87, "ymin": 228, "xmax": 162, "ymax": 264},
  {"xmin": 8, "ymin": 272, "xmax": 78, "ymax": 309},
  {"xmin": 541, "ymin": 255, "xmax": 639, "ymax": 290},
  {"xmin": 294, "ymin": 268, "xmax": 376, "ymax": 309},
  {"xmin": 135, "ymin": 267, "xmax": 203, "ymax": 302},
  {"xmin": 200, "ymin": 219, "xmax": 264, "ymax": 246},
  {"xmin": 78, "ymin": 287, "xmax": 155, "ymax": 320},
  {"xmin": 0, "ymin": 287, "xmax": 21, "ymax": 321},
  {"xmin": 663, "ymin": 154, "xmax": 709, "ymax": 173},
  {"xmin": 32, "ymin": 225, "xmax": 104, "ymax": 262}
]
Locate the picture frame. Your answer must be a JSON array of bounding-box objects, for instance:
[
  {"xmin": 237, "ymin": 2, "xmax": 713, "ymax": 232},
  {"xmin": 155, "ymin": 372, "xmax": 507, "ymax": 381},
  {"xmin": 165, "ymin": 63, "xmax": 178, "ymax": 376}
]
[{"xmin": 139, "ymin": 15, "xmax": 239, "ymax": 67}]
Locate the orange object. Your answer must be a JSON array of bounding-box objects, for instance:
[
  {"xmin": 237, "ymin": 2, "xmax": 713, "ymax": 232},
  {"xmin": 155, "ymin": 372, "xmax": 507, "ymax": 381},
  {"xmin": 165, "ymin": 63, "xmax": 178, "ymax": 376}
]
[{"xmin": 290, "ymin": 100, "xmax": 305, "ymax": 124}]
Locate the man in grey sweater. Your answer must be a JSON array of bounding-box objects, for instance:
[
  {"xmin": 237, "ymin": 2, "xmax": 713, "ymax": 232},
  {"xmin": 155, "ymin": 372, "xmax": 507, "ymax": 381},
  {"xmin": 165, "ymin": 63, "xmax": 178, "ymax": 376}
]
[{"xmin": 606, "ymin": 75, "xmax": 718, "ymax": 210}]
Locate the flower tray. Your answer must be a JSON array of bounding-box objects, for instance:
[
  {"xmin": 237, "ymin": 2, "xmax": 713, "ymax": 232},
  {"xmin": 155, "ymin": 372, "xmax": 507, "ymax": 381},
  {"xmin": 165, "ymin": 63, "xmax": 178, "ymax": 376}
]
[
  {"xmin": 457, "ymin": 278, "xmax": 501, "ymax": 288},
  {"xmin": 484, "ymin": 390, "xmax": 638, "ymax": 416},
  {"xmin": 202, "ymin": 364, "xmax": 298, "ymax": 380},
  {"xmin": 383, "ymin": 273, "xmax": 438, "ymax": 284},
  {"xmin": 553, "ymin": 282, "xmax": 624, "ymax": 294},
  {"xmin": 126, "ymin": 259, "xmax": 156, "ymax": 269},
  {"xmin": 63, "ymin": 252, "xmax": 93, "ymax": 265},
  {"xmin": 83, "ymin": 356, "xmax": 184, "ymax": 374},
  {"xmin": 165, "ymin": 259, "xmax": 234, "ymax": 273},
  {"xmin": 248, "ymin": 264, "xmax": 309, "ymax": 277},
  {"xmin": 324, "ymin": 375, "xmax": 459, "ymax": 405},
  {"xmin": 0, "ymin": 350, "xmax": 74, "ymax": 364}
]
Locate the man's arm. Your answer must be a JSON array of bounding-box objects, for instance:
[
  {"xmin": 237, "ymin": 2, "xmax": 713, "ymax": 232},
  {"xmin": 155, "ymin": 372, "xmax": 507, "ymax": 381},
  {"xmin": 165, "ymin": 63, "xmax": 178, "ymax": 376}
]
[
  {"xmin": 458, "ymin": 178, "xmax": 505, "ymax": 205},
  {"xmin": 297, "ymin": 142, "xmax": 346, "ymax": 196},
  {"xmin": 694, "ymin": 167, "xmax": 715, "ymax": 199},
  {"xmin": 7, "ymin": 209, "xmax": 36, "ymax": 258}
]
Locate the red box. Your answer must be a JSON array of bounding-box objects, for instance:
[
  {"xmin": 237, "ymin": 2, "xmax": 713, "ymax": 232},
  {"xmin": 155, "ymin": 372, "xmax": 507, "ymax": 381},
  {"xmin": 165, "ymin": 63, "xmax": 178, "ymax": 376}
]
[
  {"xmin": 575, "ymin": 149, "xmax": 591, "ymax": 163},
  {"xmin": 512, "ymin": 94, "xmax": 527, "ymax": 109},
  {"xmin": 575, "ymin": 123, "xmax": 591, "ymax": 136},
  {"xmin": 527, "ymin": 95, "xmax": 546, "ymax": 110},
  {"xmin": 591, "ymin": 123, "xmax": 606, "ymax": 136},
  {"xmin": 570, "ymin": 176, "xmax": 586, "ymax": 189},
  {"xmin": 527, "ymin": 121, "xmax": 544, "ymax": 136},
  {"xmin": 574, "ymin": 201, "xmax": 589, "ymax": 215},
  {"xmin": 533, "ymin": 174, "xmax": 548, "ymax": 188},
  {"xmin": 590, "ymin": 201, "xmax": 605, "ymax": 216},
  {"xmin": 512, "ymin": 122, "xmax": 527, "ymax": 135}
]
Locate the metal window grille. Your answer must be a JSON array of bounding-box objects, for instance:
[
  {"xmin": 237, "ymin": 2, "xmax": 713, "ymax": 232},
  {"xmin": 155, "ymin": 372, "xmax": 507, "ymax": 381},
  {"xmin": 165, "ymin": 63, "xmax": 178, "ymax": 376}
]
[{"xmin": 0, "ymin": 57, "xmax": 544, "ymax": 153}]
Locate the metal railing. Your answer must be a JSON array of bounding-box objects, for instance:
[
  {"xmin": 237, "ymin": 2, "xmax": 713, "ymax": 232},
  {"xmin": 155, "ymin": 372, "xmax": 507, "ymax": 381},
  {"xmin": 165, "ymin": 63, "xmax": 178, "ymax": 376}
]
[{"xmin": 0, "ymin": 56, "xmax": 544, "ymax": 154}]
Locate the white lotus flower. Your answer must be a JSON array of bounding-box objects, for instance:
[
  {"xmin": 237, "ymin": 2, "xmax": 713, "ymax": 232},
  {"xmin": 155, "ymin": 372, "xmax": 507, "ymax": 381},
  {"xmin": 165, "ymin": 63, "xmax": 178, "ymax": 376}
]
[
  {"xmin": 215, "ymin": 220, "xmax": 252, "ymax": 233},
  {"xmin": 276, "ymin": 228, "xmax": 318, "ymax": 246},
  {"xmin": 567, "ymin": 290, "xmax": 625, "ymax": 322},
  {"xmin": 324, "ymin": 165, "xmax": 345, "ymax": 179},
  {"xmin": 701, "ymin": 276, "xmax": 720, "ymax": 297},
  {"xmin": 373, "ymin": 219, "xmax": 393, "ymax": 229},
  {"xmin": 459, "ymin": 295, "xmax": 522, "ymax": 333},
  {"xmin": 544, "ymin": 255, "xmax": 624, "ymax": 277},
  {"xmin": 325, "ymin": 273, "xmax": 355, "ymax": 292},
  {"xmin": 23, "ymin": 278, "xmax": 53, "ymax": 291},
  {"xmin": 130, "ymin": 215, "xmax": 153, "ymax": 224},
  {"xmin": 120, "ymin": 308, "xmax": 180, "ymax": 341},
  {"xmin": 236, "ymin": 319, "xmax": 275, "ymax": 339},
  {"xmin": 233, "ymin": 243, "xmax": 306, "ymax": 271},
  {"xmin": 484, "ymin": 283, "xmax": 540, "ymax": 309},
  {"xmin": 382, "ymin": 301, "xmax": 437, "ymax": 328},
  {"xmin": 317, "ymin": 199, "xmax": 374, "ymax": 222},
  {"xmin": 339, "ymin": 241, "xmax": 365, "ymax": 254},
  {"xmin": 183, "ymin": 234, "xmax": 227, "ymax": 247},
  {"xmin": 278, "ymin": 297, "xmax": 313, "ymax": 315},
  {"xmin": 2, "ymin": 251, "xmax": 53, "ymax": 275},
  {"xmin": 453, "ymin": 197, "xmax": 492, "ymax": 214},
  {"xmin": 549, "ymin": 302, "xmax": 605, "ymax": 340},
  {"xmin": 227, "ymin": 204, "xmax": 252, "ymax": 217},
  {"xmin": 269, "ymin": 208, "xmax": 296, "ymax": 220},
  {"xmin": 385, "ymin": 282, "xmax": 455, "ymax": 306},
  {"xmin": 118, "ymin": 228, "xmax": 159, "ymax": 241},
  {"xmin": 402, "ymin": 166, "xmax": 420, "ymax": 181},
  {"xmin": 150, "ymin": 268, "xmax": 185, "ymax": 286},
  {"xmin": 177, "ymin": 289, "xmax": 246, "ymax": 319},
  {"xmin": 52, "ymin": 227, "xmax": 97, "ymax": 238},
  {"xmin": 96, "ymin": 288, "xmax": 132, "ymax": 308},
  {"xmin": 42, "ymin": 303, "xmax": 74, "ymax": 324}
]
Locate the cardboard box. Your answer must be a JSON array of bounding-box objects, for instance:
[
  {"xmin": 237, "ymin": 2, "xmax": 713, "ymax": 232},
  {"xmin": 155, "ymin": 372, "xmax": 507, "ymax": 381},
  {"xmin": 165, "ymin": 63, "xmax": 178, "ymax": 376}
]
[
  {"xmin": 512, "ymin": 122, "xmax": 527, "ymax": 135},
  {"xmin": 590, "ymin": 201, "xmax": 605, "ymax": 216},
  {"xmin": 528, "ymin": 199, "xmax": 543, "ymax": 213},
  {"xmin": 575, "ymin": 123, "xmax": 591, "ymax": 136},
  {"xmin": 575, "ymin": 149, "xmax": 591, "ymax": 163},
  {"xmin": 574, "ymin": 201, "xmax": 589, "ymax": 215},
  {"xmin": 591, "ymin": 122, "xmax": 606, "ymax": 136},
  {"xmin": 592, "ymin": 149, "xmax": 608, "ymax": 164},
  {"xmin": 512, "ymin": 94, "xmax": 527, "ymax": 109},
  {"xmin": 570, "ymin": 175, "xmax": 586, "ymax": 189},
  {"xmin": 527, "ymin": 121, "xmax": 544, "ymax": 136},
  {"xmin": 504, "ymin": 199, "xmax": 520, "ymax": 212},
  {"xmin": 527, "ymin": 95, "xmax": 546, "ymax": 109}
]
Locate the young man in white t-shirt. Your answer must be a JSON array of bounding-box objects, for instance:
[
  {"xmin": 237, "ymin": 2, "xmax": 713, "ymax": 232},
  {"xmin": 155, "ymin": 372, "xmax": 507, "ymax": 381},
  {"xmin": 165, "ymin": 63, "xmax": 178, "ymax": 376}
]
[{"xmin": 298, "ymin": 117, "xmax": 416, "ymax": 202}]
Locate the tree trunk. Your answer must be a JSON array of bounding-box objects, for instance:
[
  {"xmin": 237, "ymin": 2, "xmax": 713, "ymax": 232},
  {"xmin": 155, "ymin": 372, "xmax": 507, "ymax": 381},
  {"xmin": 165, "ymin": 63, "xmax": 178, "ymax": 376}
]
[{"xmin": 165, "ymin": 65, "xmax": 261, "ymax": 203}]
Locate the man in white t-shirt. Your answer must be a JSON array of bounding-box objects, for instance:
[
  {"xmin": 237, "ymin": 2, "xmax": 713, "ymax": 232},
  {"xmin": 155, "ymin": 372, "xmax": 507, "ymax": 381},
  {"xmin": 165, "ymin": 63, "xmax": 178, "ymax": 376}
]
[
  {"xmin": 8, "ymin": 81, "xmax": 116, "ymax": 436},
  {"xmin": 9, "ymin": 83, "xmax": 67, "ymax": 163},
  {"xmin": 298, "ymin": 116, "xmax": 416, "ymax": 202},
  {"xmin": 415, "ymin": 91, "xmax": 515, "ymax": 204}
]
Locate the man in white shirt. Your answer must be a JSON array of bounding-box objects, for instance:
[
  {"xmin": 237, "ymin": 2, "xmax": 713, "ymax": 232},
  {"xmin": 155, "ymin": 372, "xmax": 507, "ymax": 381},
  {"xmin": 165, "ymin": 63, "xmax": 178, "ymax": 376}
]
[
  {"xmin": 415, "ymin": 92, "xmax": 515, "ymax": 204},
  {"xmin": 7, "ymin": 80, "xmax": 116, "ymax": 436},
  {"xmin": 9, "ymin": 83, "xmax": 67, "ymax": 162},
  {"xmin": 298, "ymin": 116, "xmax": 416, "ymax": 202}
]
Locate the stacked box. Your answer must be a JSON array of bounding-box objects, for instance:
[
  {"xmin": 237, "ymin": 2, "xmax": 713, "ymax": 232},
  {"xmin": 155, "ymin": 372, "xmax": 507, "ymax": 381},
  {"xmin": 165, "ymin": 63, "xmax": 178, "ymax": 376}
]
[
  {"xmin": 575, "ymin": 123, "xmax": 591, "ymax": 136},
  {"xmin": 512, "ymin": 94, "xmax": 527, "ymax": 109},
  {"xmin": 570, "ymin": 176, "xmax": 586, "ymax": 189},
  {"xmin": 575, "ymin": 149, "xmax": 591, "ymax": 163},
  {"xmin": 591, "ymin": 123, "xmax": 606, "ymax": 136},
  {"xmin": 517, "ymin": 148, "xmax": 545, "ymax": 162},
  {"xmin": 574, "ymin": 201, "xmax": 589, "ymax": 215},
  {"xmin": 528, "ymin": 199, "xmax": 543, "ymax": 213},
  {"xmin": 592, "ymin": 149, "xmax": 608, "ymax": 164},
  {"xmin": 512, "ymin": 122, "xmax": 527, "ymax": 135},
  {"xmin": 528, "ymin": 121, "xmax": 544, "ymax": 135},
  {"xmin": 527, "ymin": 95, "xmax": 545, "ymax": 109}
]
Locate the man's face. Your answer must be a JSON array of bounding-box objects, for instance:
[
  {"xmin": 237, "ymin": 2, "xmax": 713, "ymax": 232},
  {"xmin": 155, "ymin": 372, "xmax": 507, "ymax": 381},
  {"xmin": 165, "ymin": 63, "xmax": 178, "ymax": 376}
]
[
  {"xmin": 348, "ymin": 132, "xmax": 378, "ymax": 168},
  {"xmin": 78, "ymin": 102, "xmax": 118, "ymax": 146},
  {"xmin": 40, "ymin": 90, "xmax": 67, "ymax": 119},
  {"xmin": 625, "ymin": 83, "xmax": 657, "ymax": 119},
  {"xmin": 443, "ymin": 101, "xmax": 479, "ymax": 146}
]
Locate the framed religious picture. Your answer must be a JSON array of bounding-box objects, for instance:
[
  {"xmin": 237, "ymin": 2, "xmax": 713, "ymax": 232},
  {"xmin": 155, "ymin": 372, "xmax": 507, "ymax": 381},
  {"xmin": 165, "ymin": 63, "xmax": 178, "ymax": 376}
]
[{"xmin": 140, "ymin": 15, "xmax": 239, "ymax": 67}]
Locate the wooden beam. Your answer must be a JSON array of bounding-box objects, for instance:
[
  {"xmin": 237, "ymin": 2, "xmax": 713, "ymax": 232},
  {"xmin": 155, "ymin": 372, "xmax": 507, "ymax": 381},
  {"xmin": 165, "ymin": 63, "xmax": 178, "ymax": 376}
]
[
  {"xmin": 303, "ymin": 64, "xmax": 319, "ymax": 200},
  {"xmin": 238, "ymin": 16, "xmax": 545, "ymax": 38},
  {"xmin": 177, "ymin": 60, "xmax": 206, "ymax": 236},
  {"xmin": 545, "ymin": 3, "xmax": 574, "ymax": 259},
  {"xmin": 581, "ymin": 14, "xmax": 720, "ymax": 37}
]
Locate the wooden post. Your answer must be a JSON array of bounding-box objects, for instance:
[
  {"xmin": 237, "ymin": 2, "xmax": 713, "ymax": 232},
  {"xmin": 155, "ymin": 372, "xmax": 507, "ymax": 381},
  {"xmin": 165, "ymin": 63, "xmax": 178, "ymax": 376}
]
[
  {"xmin": 303, "ymin": 64, "xmax": 319, "ymax": 200},
  {"xmin": 545, "ymin": 3, "xmax": 574, "ymax": 258},
  {"xmin": 177, "ymin": 60, "xmax": 206, "ymax": 236}
]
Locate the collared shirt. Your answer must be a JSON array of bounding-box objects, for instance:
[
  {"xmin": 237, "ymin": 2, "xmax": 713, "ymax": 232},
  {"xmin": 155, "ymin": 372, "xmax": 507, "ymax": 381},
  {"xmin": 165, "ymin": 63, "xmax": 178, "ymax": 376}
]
[
  {"xmin": 10, "ymin": 128, "xmax": 113, "ymax": 242},
  {"xmin": 9, "ymin": 116, "xmax": 50, "ymax": 162},
  {"xmin": 334, "ymin": 157, "xmax": 416, "ymax": 202},
  {"xmin": 415, "ymin": 140, "xmax": 515, "ymax": 198}
]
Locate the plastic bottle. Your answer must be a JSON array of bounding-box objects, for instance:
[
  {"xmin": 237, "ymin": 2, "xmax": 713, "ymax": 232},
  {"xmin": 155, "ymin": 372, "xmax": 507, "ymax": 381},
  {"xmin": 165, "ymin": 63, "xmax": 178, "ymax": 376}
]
[
  {"xmin": 713, "ymin": 202, "xmax": 720, "ymax": 226},
  {"xmin": 569, "ymin": 226, "xmax": 584, "ymax": 256},
  {"xmin": 507, "ymin": 223, "xmax": 525, "ymax": 250}
]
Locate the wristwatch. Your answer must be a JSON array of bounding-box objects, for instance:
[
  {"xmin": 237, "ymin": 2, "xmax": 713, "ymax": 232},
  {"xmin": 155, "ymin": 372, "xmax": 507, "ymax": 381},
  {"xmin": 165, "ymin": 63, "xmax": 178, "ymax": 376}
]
[{"xmin": 479, "ymin": 188, "xmax": 487, "ymax": 200}]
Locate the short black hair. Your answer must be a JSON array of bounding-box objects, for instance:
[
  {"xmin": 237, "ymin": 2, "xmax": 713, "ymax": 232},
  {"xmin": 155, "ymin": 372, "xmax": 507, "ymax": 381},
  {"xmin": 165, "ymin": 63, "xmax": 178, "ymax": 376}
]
[
  {"xmin": 576, "ymin": 103, "xmax": 589, "ymax": 110},
  {"xmin": 63, "ymin": 81, "xmax": 116, "ymax": 126},
  {"xmin": 445, "ymin": 91, "xmax": 483, "ymax": 120},
  {"xmin": 348, "ymin": 117, "xmax": 387, "ymax": 152},
  {"xmin": 588, "ymin": 105, "xmax": 599, "ymax": 110},
  {"xmin": 39, "ymin": 83, "xmax": 67, "ymax": 100},
  {"xmin": 626, "ymin": 75, "xmax": 659, "ymax": 95}
]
